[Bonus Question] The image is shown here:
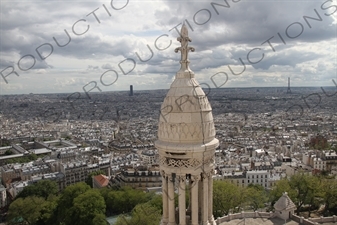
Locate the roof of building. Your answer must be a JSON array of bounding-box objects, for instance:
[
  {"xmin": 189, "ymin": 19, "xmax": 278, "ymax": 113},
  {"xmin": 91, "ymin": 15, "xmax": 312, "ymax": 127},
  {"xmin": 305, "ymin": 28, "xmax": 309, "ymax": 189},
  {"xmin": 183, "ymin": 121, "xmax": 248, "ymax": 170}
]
[
  {"xmin": 274, "ymin": 192, "xmax": 296, "ymax": 211},
  {"xmin": 93, "ymin": 174, "xmax": 109, "ymax": 187},
  {"xmin": 219, "ymin": 217, "xmax": 299, "ymax": 225}
]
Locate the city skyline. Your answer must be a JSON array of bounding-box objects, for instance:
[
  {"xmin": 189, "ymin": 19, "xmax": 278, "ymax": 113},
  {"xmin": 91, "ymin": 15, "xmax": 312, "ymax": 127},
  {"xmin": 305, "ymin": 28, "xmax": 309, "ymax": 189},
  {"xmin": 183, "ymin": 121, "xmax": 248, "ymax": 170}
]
[{"xmin": 1, "ymin": 0, "xmax": 337, "ymax": 95}]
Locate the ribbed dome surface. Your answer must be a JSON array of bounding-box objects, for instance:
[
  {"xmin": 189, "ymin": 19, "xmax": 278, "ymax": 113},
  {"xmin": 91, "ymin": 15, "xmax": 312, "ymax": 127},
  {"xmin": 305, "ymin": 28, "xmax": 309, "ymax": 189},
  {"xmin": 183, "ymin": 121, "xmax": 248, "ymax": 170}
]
[
  {"xmin": 157, "ymin": 70, "xmax": 216, "ymax": 144},
  {"xmin": 155, "ymin": 23, "xmax": 218, "ymax": 155}
]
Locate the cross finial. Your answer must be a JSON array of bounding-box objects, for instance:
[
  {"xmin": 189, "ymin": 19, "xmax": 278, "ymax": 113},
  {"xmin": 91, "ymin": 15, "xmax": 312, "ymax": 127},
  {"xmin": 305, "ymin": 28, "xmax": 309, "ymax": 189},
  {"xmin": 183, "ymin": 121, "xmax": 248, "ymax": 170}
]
[{"xmin": 174, "ymin": 23, "xmax": 195, "ymax": 71}]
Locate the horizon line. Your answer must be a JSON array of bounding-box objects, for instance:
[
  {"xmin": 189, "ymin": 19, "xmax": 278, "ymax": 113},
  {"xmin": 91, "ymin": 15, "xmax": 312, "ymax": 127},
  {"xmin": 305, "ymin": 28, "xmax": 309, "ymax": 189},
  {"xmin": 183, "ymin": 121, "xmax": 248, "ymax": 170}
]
[{"xmin": 1, "ymin": 85, "xmax": 336, "ymax": 96}]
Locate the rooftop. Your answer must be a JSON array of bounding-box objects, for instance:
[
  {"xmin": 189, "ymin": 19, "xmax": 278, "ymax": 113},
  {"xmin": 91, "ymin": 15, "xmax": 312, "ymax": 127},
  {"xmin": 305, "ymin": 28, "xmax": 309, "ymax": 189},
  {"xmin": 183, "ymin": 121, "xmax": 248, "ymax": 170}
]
[{"xmin": 219, "ymin": 217, "xmax": 299, "ymax": 225}]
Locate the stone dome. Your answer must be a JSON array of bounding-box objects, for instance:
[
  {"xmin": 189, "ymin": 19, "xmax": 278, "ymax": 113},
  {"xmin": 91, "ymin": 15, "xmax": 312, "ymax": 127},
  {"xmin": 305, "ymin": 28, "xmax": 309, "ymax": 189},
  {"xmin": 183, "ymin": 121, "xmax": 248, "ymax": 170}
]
[
  {"xmin": 155, "ymin": 23, "xmax": 218, "ymax": 153},
  {"xmin": 157, "ymin": 70, "xmax": 215, "ymax": 144},
  {"xmin": 155, "ymin": 24, "xmax": 218, "ymax": 225}
]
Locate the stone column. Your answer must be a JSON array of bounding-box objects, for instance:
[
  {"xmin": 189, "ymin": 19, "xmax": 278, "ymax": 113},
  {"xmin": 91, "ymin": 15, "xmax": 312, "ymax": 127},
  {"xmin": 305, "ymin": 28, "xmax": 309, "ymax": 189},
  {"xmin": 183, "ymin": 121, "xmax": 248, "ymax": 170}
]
[
  {"xmin": 191, "ymin": 175, "xmax": 199, "ymax": 225},
  {"xmin": 168, "ymin": 174, "xmax": 175, "ymax": 225},
  {"xmin": 162, "ymin": 171, "xmax": 168, "ymax": 224},
  {"xmin": 202, "ymin": 172, "xmax": 209, "ymax": 225},
  {"xmin": 187, "ymin": 175, "xmax": 191, "ymax": 213},
  {"xmin": 178, "ymin": 175, "xmax": 186, "ymax": 225},
  {"xmin": 198, "ymin": 178, "xmax": 203, "ymax": 220},
  {"xmin": 208, "ymin": 170, "xmax": 214, "ymax": 223}
]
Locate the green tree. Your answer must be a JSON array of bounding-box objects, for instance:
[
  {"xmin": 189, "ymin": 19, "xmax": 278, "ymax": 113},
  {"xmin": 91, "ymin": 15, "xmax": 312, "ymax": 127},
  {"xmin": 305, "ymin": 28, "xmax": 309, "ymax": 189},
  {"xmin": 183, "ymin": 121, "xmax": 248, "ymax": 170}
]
[
  {"xmin": 309, "ymin": 135, "xmax": 329, "ymax": 150},
  {"xmin": 92, "ymin": 214, "xmax": 109, "ymax": 225},
  {"xmin": 269, "ymin": 178, "xmax": 295, "ymax": 206},
  {"xmin": 28, "ymin": 153, "xmax": 38, "ymax": 161},
  {"xmin": 115, "ymin": 203, "xmax": 161, "ymax": 225},
  {"xmin": 289, "ymin": 173, "xmax": 316, "ymax": 214},
  {"xmin": 99, "ymin": 187, "xmax": 112, "ymax": 214},
  {"xmin": 270, "ymin": 175, "xmax": 323, "ymax": 215},
  {"xmin": 106, "ymin": 186, "xmax": 149, "ymax": 215},
  {"xmin": 7, "ymin": 196, "xmax": 45, "ymax": 225},
  {"xmin": 320, "ymin": 178, "xmax": 337, "ymax": 216},
  {"xmin": 72, "ymin": 189, "xmax": 106, "ymax": 225},
  {"xmin": 56, "ymin": 182, "xmax": 91, "ymax": 225},
  {"xmin": 213, "ymin": 180, "xmax": 243, "ymax": 217},
  {"xmin": 147, "ymin": 192, "xmax": 163, "ymax": 212},
  {"xmin": 303, "ymin": 175, "xmax": 321, "ymax": 217},
  {"xmin": 5, "ymin": 149, "xmax": 13, "ymax": 155},
  {"xmin": 16, "ymin": 179, "xmax": 58, "ymax": 200},
  {"xmin": 245, "ymin": 184, "xmax": 268, "ymax": 211},
  {"xmin": 37, "ymin": 195, "xmax": 59, "ymax": 225}
]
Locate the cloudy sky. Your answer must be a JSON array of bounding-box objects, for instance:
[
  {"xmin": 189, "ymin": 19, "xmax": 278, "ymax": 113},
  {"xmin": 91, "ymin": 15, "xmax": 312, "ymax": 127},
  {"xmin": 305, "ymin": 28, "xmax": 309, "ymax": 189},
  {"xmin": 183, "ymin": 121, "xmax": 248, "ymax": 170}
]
[{"xmin": 0, "ymin": 0, "xmax": 336, "ymax": 95}]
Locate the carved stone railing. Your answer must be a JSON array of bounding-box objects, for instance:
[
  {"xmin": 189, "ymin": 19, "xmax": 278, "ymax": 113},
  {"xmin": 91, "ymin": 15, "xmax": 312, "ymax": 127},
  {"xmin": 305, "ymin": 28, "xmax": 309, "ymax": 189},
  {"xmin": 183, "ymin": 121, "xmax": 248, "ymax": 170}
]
[{"xmin": 216, "ymin": 211, "xmax": 274, "ymax": 224}]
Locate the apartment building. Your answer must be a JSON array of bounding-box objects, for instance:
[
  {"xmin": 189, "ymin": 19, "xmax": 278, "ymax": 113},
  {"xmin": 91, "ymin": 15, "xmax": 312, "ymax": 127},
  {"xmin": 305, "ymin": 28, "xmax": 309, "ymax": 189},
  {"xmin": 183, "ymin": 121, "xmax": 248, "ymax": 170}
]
[
  {"xmin": 113, "ymin": 165, "xmax": 161, "ymax": 190},
  {"xmin": 216, "ymin": 170, "xmax": 272, "ymax": 189}
]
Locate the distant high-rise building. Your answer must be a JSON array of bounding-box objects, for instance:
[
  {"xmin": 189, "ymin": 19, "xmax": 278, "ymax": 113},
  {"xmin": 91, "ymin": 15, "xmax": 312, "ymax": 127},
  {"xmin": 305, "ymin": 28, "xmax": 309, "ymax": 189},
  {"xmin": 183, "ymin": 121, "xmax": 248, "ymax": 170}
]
[
  {"xmin": 287, "ymin": 77, "xmax": 291, "ymax": 94},
  {"xmin": 129, "ymin": 85, "xmax": 133, "ymax": 96}
]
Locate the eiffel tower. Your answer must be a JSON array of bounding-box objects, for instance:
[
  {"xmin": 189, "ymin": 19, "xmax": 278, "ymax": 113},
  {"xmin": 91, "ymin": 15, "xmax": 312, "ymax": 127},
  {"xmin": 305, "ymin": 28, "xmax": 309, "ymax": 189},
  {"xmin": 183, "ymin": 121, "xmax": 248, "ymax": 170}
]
[{"xmin": 287, "ymin": 77, "xmax": 291, "ymax": 94}]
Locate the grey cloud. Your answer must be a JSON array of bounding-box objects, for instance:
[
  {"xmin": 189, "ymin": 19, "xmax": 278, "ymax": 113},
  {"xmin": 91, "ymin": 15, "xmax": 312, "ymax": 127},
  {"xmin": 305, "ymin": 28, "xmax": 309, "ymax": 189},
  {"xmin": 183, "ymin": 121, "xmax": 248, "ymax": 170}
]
[
  {"xmin": 87, "ymin": 65, "xmax": 100, "ymax": 71},
  {"xmin": 156, "ymin": 0, "xmax": 336, "ymax": 48},
  {"xmin": 251, "ymin": 50, "xmax": 322, "ymax": 70},
  {"xmin": 1, "ymin": 0, "xmax": 335, "ymax": 94},
  {"xmin": 101, "ymin": 63, "xmax": 113, "ymax": 70},
  {"xmin": 0, "ymin": 0, "xmax": 127, "ymax": 63}
]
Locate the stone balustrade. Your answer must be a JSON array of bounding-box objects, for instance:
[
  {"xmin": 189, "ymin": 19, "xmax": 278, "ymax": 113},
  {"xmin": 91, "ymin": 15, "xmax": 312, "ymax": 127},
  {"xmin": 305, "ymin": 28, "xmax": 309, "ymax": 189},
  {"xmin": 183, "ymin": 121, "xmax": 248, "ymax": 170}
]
[{"xmin": 216, "ymin": 211, "xmax": 274, "ymax": 224}]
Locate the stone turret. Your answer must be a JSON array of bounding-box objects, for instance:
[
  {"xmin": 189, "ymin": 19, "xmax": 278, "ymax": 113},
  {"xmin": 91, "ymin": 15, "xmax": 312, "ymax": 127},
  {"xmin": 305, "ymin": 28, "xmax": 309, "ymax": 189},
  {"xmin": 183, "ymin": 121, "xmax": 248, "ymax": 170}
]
[
  {"xmin": 274, "ymin": 192, "xmax": 296, "ymax": 220},
  {"xmin": 155, "ymin": 23, "xmax": 219, "ymax": 225}
]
